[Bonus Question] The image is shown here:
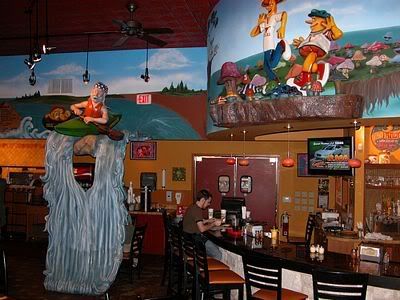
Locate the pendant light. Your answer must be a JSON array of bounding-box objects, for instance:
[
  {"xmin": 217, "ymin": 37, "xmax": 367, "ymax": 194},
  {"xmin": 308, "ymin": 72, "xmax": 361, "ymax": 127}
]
[
  {"xmin": 226, "ymin": 133, "xmax": 235, "ymax": 165},
  {"xmin": 82, "ymin": 34, "xmax": 90, "ymax": 85},
  {"xmin": 42, "ymin": 0, "xmax": 56, "ymax": 54},
  {"xmin": 348, "ymin": 120, "xmax": 362, "ymax": 168},
  {"xmin": 141, "ymin": 41, "xmax": 150, "ymax": 82},
  {"xmin": 24, "ymin": 8, "xmax": 36, "ymax": 70},
  {"xmin": 238, "ymin": 130, "xmax": 249, "ymax": 167},
  {"xmin": 32, "ymin": 0, "xmax": 41, "ymax": 63},
  {"xmin": 282, "ymin": 123, "xmax": 295, "ymax": 168}
]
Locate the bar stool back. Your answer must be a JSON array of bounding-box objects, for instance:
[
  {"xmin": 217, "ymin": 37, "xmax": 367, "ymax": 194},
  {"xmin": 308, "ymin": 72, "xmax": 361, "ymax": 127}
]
[
  {"xmin": 288, "ymin": 213, "xmax": 315, "ymax": 248},
  {"xmin": 167, "ymin": 222, "xmax": 184, "ymax": 295},
  {"xmin": 312, "ymin": 269, "xmax": 368, "ymax": 300},
  {"xmin": 242, "ymin": 254, "xmax": 307, "ymax": 300},
  {"xmin": 194, "ymin": 238, "xmax": 244, "ymax": 299}
]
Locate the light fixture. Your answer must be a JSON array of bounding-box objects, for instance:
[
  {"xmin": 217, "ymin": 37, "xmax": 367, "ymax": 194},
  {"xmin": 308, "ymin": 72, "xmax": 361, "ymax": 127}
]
[
  {"xmin": 348, "ymin": 120, "xmax": 362, "ymax": 168},
  {"xmin": 238, "ymin": 130, "xmax": 249, "ymax": 167},
  {"xmin": 282, "ymin": 123, "xmax": 295, "ymax": 168},
  {"xmin": 82, "ymin": 34, "xmax": 90, "ymax": 85},
  {"xmin": 226, "ymin": 133, "xmax": 235, "ymax": 165},
  {"xmin": 29, "ymin": 70, "xmax": 36, "ymax": 86},
  {"xmin": 24, "ymin": 8, "xmax": 35, "ymax": 70},
  {"xmin": 140, "ymin": 41, "xmax": 150, "ymax": 82},
  {"xmin": 42, "ymin": 0, "xmax": 56, "ymax": 54},
  {"xmin": 32, "ymin": 0, "xmax": 41, "ymax": 63}
]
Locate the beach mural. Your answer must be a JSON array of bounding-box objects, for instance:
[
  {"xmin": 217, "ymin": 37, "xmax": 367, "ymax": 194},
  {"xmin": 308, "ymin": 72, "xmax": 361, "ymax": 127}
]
[
  {"xmin": 208, "ymin": 0, "xmax": 400, "ymax": 133},
  {"xmin": 0, "ymin": 47, "xmax": 207, "ymax": 140}
]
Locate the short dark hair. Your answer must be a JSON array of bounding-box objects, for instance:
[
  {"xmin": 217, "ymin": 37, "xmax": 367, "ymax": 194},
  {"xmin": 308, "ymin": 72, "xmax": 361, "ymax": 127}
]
[{"xmin": 196, "ymin": 189, "xmax": 212, "ymax": 202}]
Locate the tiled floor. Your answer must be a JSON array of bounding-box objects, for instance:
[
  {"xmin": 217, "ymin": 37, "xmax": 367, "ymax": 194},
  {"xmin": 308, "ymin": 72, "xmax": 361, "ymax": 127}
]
[{"xmin": 1, "ymin": 238, "xmax": 169, "ymax": 300}]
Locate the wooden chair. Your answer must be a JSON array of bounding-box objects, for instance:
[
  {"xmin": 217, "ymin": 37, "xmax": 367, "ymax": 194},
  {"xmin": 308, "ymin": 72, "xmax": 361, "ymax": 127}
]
[
  {"xmin": 194, "ymin": 238, "xmax": 244, "ymax": 299},
  {"xmin": 242, "ymin": 254, "xmax": 307, "ymax": 300},
  {"xmin": 288, "ymin": 213, "xmax": 315, "ymax": 248},
  {"xmin": 0, "ymin": 250, "xmax": 8, "ymax": 296},
  {"xmin": 312, "ymin": 268, "xmax": 368, "ymax": 300},
  {"xmin": 167, "ymin": 221, "xmax": 184, "ymax": 296},
  {"xmin": 123, "ymin": 224, "xmax": 147, "ymax": 283}
]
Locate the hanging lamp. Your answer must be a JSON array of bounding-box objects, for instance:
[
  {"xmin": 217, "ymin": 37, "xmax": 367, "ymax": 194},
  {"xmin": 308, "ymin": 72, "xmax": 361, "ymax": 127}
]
[
  {"xmin": 238, "ymin": 130, "xmax": 249, "ymax": 167},
  {"xmin": 348, "ymin": 120, "xmax": 362, "ymax": 168},
  {"xmin": 82, "ymin": 34, "xmax": 90, "ymax": 85},
  {"xmin": 32, "ymin": 0, "xmax": 41, "ymax": 63},
  {"xmin": 226, "ymin": 133, "xmax": 235, "ymax": 165},
  {"xmin": 282, "ymin": 123, "xmax": 295, "ymax": 168}
]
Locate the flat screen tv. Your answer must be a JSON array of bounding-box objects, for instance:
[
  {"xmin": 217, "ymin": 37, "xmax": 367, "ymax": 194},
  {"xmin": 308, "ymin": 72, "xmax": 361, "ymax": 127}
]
[
  {"xmin": 221, "ymin": 197, "xmax": 246, "ymax": 215},
  {"xmin": 307, "ymin": 137, "xmax": 353, "ymax": 176}
]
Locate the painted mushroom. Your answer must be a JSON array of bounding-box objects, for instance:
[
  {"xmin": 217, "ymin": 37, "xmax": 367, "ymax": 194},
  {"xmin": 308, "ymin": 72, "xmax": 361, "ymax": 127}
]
[
  {"xmin": 366, "ymin": 56, "xmax": 382, "ymax": 73},
  {"xmin": 329, "ymin": 41, "xmax": 340, "ymax": 54},
  {"xmin": 351, "ymin": 50, "xmax": 366, "ymax": 68},
  {"xmin": 360, "ymin": 42, "xmax": 370, "ymax": 54},
  {"xmin": 379, "ymin": 54, "xmax": 390, "ymax": 66},
  {"xmin": 327, "ymin": 55, "xmax": 346, "ymax": 70},
  {"xmin": 310, "ymin": 81, "xmax": 324, "ymax": 96},
  {"xmin": 336, "ymin": 59, "xmax": 355, "ymax": 79},
  {"xmin": 217, "ymin": 62, "xmax": 242, "ymax": 98},
  {"xmin": 389, "ymin": 54, "xmax": 400, "ymax": 64}
]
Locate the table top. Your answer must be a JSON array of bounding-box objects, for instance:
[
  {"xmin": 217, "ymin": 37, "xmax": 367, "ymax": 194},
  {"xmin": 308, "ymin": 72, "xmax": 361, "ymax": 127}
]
[{"xmin": 206, "ymin": 230, "xmax": 400, "ymax": 290}]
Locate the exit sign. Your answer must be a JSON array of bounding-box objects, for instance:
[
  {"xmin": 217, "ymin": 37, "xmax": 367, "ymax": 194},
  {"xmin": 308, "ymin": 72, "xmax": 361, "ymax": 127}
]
[{"xmin": 136, "ymin": 94, "xmax": 152, "ymax": 105}]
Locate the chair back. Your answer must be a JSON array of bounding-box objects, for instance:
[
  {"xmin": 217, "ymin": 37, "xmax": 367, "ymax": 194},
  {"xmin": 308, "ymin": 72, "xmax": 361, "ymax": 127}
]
[
  {"xmin": 193, "ymin": 238, "xmax": 210, "ymax": 287},
  {"xmin": 312, "ymin": 269, "xmax": 368, "ymax": 300},
  {"xmin": 169, "ymin": 222, "xmax": 183, "ymax": 258},
  {"xmin": 182, "ymin": 232, "xmax": 195, "ymax": 261},
  {"xmin": 304, "ymin": 214, "xmax": 315, "ymax": 247},
  {"xmin": 130, "ymin": 224, "xmax": 147, "ymax": 260},
  {"xmin": 242, "ymin": 254, "xmax": 282, "ymax": 299}
]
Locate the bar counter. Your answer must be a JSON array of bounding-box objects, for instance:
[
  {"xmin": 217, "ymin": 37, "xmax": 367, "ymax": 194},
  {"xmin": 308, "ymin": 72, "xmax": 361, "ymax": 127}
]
[{"xmin": 206, "ymin": 230, "xmax": 400, "ymax": 299}]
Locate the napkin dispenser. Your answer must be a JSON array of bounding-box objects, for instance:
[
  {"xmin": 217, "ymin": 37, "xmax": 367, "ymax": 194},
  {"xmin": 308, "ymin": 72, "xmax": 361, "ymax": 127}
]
[
  {"xmin": 359, "ymin": 244, "xmax": 383, "ymax": 263},
  {"xmin": 246, "ymin": 224, "xmax": 263, "ymax": 237}
]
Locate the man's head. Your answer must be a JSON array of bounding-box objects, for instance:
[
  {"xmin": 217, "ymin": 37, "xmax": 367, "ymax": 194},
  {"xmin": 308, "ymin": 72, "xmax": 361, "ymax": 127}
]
[
  {"xmin": 196, "ymin": 189, "xmax": 212, "ymax": 209},
  {"xmin": 261, "ymin": 0, "xmax": 283, "ymax": 14},
  {"xmin": 306, "ymin": 9, "xmax": 331, "ymax": 33},
  {"xmin": 90, "ymin": 82, "xmax": 108, "ymax": 103}
]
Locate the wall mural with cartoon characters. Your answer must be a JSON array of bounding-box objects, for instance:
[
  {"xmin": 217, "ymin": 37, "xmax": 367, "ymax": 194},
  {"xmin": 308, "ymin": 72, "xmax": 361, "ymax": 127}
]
[
  {"xmin": 208, "ymin": 0, "xmax": 400, "ymax": 133},
  {"xmin": 0, "ymin": 47, "xmax": 207, "ymax": 140}
]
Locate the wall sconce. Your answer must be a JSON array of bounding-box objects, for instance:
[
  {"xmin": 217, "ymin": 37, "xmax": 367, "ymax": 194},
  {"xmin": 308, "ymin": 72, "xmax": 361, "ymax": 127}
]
[
  {"xmin": 162, "ymin": 169, "xmax": 166, "ymax": 190},
  {"xmin": 282, "ymin": 123, "xmax": 295, "ymax": 168},
  {"xmin": 82, "ymin": 34, "xmax": 90, "ymax": 85}
]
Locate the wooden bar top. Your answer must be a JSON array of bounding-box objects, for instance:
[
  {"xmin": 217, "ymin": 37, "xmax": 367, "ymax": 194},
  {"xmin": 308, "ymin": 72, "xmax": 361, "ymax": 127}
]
[{"xmin": 206, "ymin": 230, "xmax": 400, "ymax": 291}]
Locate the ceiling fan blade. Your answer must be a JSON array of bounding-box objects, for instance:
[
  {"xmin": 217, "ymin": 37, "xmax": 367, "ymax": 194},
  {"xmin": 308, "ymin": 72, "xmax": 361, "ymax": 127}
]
[
  {"xmin": 112, "ymin": 19, "xmax": 128, "ymax": 29},
  {"xmin": 113, "ymin": 35, "xmax": 130, "ymax": 47},
  {"xmin": 138, "ymin": 34, "xmax": 167, "ymax": 47},
  {"xmin": 143, "ymin": 28, "xmax": 173, "ymax": 35}
]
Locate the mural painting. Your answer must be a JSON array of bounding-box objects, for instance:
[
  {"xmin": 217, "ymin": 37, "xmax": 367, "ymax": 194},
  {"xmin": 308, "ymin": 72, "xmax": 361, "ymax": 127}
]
[
  {"xmin": 208, "ymin": 0, "xmax": 400, "ymax": 133},
  {"xmin": 0, "ymin": 47, "xmax": 207, "ymax": 140}
]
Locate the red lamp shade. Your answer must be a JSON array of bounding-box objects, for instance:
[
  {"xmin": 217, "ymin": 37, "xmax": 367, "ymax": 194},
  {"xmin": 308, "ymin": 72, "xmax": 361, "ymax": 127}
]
[
  {"xmin": 348, "ymin": 158, "xmax": 362, "ymax": 168},
  {"xmin": 226, "ymin": 157, "xmax": 235, "ymax": 165},
  {"xmin": 238, "ymin": 158, "xmax": 250, "ymax": 166},
  {"xmin": 282, "ymin": 157, "xmax": 295, "ymax": 168}
]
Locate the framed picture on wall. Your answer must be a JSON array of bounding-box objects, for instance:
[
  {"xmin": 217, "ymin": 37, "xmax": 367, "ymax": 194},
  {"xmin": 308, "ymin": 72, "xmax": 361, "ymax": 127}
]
[
  {"xmin": 130, "ymin": 141, "xmax": 157, "ymax": 160},
  {"xmin": 218, "ymin": 175, "xmax": 230, "ymax": 193}
]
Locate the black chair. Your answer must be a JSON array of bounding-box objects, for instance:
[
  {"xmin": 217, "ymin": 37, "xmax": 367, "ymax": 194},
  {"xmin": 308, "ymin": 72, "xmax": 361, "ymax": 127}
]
[
  {"xmin": 242, "ymin": 254, "xmax": 307, "ymax": 300},
  {"xmin": 0, "ymin": 249, "xmax": 8, "ymax": 295},
  {"xmin": 122, "ymin": 224, "xmax": 147, "ymax": 283},
  {"xmin": 312, "ymin": 269, "xmax": 368, "ymax": 300},
  {"xmin": 194, "ymin": 238, "xmax": 244, "ymax": 299},
  {"xmin": 161, "ymin": 209, "xmax": 171, "ymax": 286},
  {"xmin": 288, "ymin": 213, "xmax": 315, "ymax": 248},
  {"xmin": 167, "ymin": 221, "xmax": 184, "ymax": 296}
]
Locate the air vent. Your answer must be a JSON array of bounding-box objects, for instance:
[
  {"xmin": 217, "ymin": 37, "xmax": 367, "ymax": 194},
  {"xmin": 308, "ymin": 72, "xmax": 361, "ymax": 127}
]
[{"xmin": 48, "ymin": 78, "xmax": 73, "ymax": 94}]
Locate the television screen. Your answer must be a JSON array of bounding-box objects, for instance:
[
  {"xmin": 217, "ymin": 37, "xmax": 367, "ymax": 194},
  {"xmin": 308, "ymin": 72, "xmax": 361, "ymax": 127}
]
[
  {"xmin": 221, "ymin": 197, "xmax": 246, "ymax": 215},
  {"xmin": 307, "ymin": 137, "xmax": 353, "ymax": 176}
]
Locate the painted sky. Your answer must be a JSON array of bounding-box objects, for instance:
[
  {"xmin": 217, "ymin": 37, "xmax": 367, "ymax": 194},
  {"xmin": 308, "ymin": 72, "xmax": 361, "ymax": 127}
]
[
  {"xmin": 210, "ymin": 0, "xmax": 400, "ymax": 73},
  {"xmin": 0, "ymin": 47, "xmax": 207, "ymax": 98}
]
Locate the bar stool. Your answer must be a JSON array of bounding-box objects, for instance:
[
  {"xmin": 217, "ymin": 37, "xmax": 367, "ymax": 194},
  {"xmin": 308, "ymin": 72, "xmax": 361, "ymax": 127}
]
[
  {"xmin": 182, "ymin": 233, "xmax": 230, "ymax": 298},
  {"xmin": 312, "ymin": 268, "xmax": 368, "ymax": 300},
  {"xmin": 242, "ymin": 254, "xmax": 307, "ymax": 300},
  {"xmin": 167, "ymin": 222, "xmax": 184, "ymax": 296},
  {"xmin": 194, "ymin": 239, "xmax": 244, "ymax": 299},
  {"xmin": 288, "ymin": 213, "xmax": 315, "ymax": 248}
]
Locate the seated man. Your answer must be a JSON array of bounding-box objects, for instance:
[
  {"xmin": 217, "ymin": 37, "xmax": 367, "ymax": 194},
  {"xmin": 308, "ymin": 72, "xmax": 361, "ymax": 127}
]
[{"xmin": 182, "ymin": 189, "xmax": 222, "ymax": 260}]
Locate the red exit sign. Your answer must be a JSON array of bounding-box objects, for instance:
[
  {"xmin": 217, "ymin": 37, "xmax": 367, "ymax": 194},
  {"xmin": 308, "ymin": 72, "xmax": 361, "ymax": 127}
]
[{"xmin": 136, "ymin": 94, "xmax": 152, "ymax": 105}]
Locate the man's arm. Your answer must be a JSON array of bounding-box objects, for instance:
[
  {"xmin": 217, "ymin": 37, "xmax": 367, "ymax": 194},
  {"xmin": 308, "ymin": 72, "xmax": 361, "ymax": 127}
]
[
  {"xmin": 197, "ymin": 218, "xmax": 221, "ymax": 233},
  {"xmin": 70, "ymin": 101, "xmax": 88, "ymax": 116}
]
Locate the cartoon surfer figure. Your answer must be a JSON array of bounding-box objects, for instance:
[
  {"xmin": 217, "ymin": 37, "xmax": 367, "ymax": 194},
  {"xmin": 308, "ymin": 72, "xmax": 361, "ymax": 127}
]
[
  {"xmin": 250, "ymin": 0, "xmax": 291, "ymax": 82},
  {"xmin": 71, "ymin": 82, "xmax": 109, "ymax": 125},
  {"xmin": 288, "ymin": 9, "xmax": 343, "ymax": 93}
]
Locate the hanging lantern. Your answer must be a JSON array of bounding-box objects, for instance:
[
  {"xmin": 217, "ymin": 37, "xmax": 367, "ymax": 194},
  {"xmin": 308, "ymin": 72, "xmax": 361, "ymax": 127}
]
[
  {"xmin": 282, "ymin": 124, "xmax": 295, "ymax": 168},
  {"xmin": 349, "ymin": 120, "xmax": 362, "ymax": 168},
  {"xmin": 226, "ymin": 133, "xmax": 236, "ymax": 165},
  {"xmin": 238, "ymin": 130, "xmax": 249, "ymax": 167}
]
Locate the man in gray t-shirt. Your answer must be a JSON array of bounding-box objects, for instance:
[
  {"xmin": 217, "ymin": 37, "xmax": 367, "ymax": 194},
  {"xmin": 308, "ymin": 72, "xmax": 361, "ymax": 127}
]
[{"xmin": 182, "ymin": 189, "xmax": 222, "ymax": 259}]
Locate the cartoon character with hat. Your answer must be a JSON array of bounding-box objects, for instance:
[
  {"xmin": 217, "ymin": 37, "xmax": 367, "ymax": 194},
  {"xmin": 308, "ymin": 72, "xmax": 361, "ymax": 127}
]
[
  {"xmin": 250, "ymin": 0, "xmax": 291, "ymax": 83},
  {"xmin": 287, "ymin": 9, "xmax": 343, "ymax": 93}
]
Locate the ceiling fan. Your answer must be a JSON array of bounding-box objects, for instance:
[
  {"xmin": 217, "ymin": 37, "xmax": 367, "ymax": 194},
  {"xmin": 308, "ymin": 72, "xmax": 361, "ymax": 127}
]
[{"xmin": 112, "ymin": 2, "xmax": 173, "ymax": 47}]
